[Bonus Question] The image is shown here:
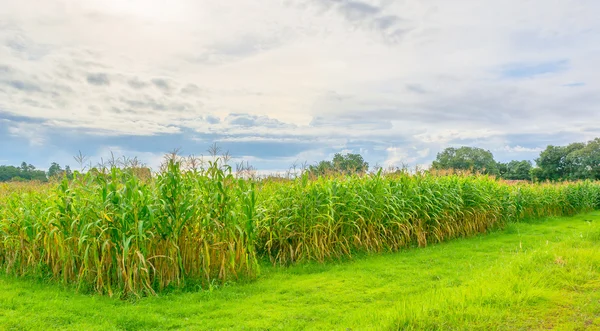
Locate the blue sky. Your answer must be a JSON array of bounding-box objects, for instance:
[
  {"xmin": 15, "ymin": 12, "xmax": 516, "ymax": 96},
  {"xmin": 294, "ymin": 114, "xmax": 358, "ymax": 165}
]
[{"xmin": 1, "ymin": 0, "xmax": 599, "ymax": 173}]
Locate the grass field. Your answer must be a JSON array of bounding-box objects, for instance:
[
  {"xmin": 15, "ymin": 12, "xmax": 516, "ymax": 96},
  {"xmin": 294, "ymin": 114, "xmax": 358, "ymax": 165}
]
[{"xmin": 1, "ymin": 211, "xmax": 599, "ymax": 330}]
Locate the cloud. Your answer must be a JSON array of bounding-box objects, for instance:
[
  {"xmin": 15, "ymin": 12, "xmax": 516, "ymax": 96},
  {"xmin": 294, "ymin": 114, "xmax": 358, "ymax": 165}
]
[
  {"xmin": 303, "ymin": 0, "xmax": 411, "ymax": 41},
  {"xmin": 502, "ymin": 145, "xmax": 544, "ymax": 153},
  {"xmin": 181, "ymin": 83, "xmax": 201, "ymax": 94},
  {"xmin": 5, "ymin": 80, "xmax": 42, "ymax": 92},
  {"xmin": 563, "ymin": 82, "xmax": 585, "ymax": 87},
  {"xmin": 337, "ymin": 1, "xmax": 380, "ymax": 21},
  {"xmin": 0, "ymin": 65, "xmax": 13, "ymax": 74},
  {"xmin": 384, "ymin": 147, "xmax": 411, "ymax": 167},
  {"xmin": 5, "ymin": 120, "xmax": 46, "ymax": 146},
  {"xmin": 384, "ymin": 145, "xmax": 432, "ymax": 168},
  {"xmin": 417, "ymin": 148, "xmax": 430, "ymax": 158},
  {"xmin": 151, "ymin": 78, "xmax": 171, "ymax": 92},
  {"xmin": 0, "ymin": 0, "xmax": 599, "ymax": 171},
  {"xmin": 310, "ymin": 115, "xmax": 392, "ymax": 130},
  {"xmin": 406, "ymin": 84, "xmax": 427, "ymax": 94},
  {"xmin": 372, "ymin": 15, "xmax": 402, "ymax": 30},
  {"xmin": 500, "ymin": 60, "xmax": 569, "ymax": 79},
  {"xmin": 205, "ymin": 115, "xmax": 220, "ymax": 124},
  {"xmin": 88, "ymin": 146, "xmax": 165, "ymax": 171},
  {"xmin": 128, "ymin": 78, "xmax": 148, "ymax": 89},
  {"xmin": 226, "ymin": 113, "xmax": 295, "ymax": 129},
  {"xmin": 86, "ymin": 73, "xmax": 110, "ymax": 86},
  {"xmin": 4, "ymin": 32, "xmax": 51, "ymax": 60}
]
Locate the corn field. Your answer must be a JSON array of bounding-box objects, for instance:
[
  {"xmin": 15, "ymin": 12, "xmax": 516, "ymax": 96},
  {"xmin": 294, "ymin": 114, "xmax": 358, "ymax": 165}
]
[{"xmin": 1, "ymin": 159, "xmax": 599, "ymax": 297}]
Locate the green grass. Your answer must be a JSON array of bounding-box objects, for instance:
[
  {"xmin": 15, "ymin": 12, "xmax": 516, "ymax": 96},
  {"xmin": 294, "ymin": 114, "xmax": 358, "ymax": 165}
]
[{"xmin": 1, "ymin": 212, "xmax": 600, "ymax": 330}]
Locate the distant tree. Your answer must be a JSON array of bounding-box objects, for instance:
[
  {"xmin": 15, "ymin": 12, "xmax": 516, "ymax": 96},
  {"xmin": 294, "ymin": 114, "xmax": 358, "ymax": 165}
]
[
  {"xmin": 0, "ymin": 166, "xmax": 20, "ymax": 182},
  {"xmin": 497, "ymin": 162, "xmax": 508, "ymax": 178},
  {"xmin": 0, "ymin": 162, "xmax": 47, "ymax": 182},
  {"xmin": 500, "ymin": 160, "xmax": 532, "ymax": 180},
  {"xmin": 308, "ymin": 153, "xmax": 368, "ymax": 176},
  {"xmin": 18, "ymin": 161, "xmax": 43, "ymax": 180},
  {"xmin": 332, "ymin": 153, "xmax": 369, "ymax": 174},
  {"xmin": 47, "ymin": 162, "xmax": 63, "ymax": 179},
  {"xmin": 535, "ymin": 143, "xmax": 585, "ymax": 181},
  {"xmin": 20, "ymin": 162, "xmax": 29, "ymax": 173},
  {"xmin": 26, "ymin": 163, "xmax": 47, "ymax": 181},
  {"xmin": 565, "ymin": 138, "xmax": 600, "ymax": 180},
  {"xmin": 308, "ymin": 161, "xmax": 334, "ymax": 177},
  {"xmin": 30, "ymin": 169, "xmax": 47, "ymax": 181},
  {"xmin": 64, "ymin": 165, "xmax": 74, "ymax": 180},
  {"xmin": 431, "ymin": 147, "xmax": 499, "ymax": 175}
]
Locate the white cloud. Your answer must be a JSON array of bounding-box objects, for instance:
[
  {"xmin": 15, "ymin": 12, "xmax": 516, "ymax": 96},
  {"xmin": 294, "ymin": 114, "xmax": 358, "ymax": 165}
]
[
  {"xmin": 86, "ymin": 146, "xmax": 165, "ymax": 171},
  {"xmin": 1, "ymin": 0, "xmax": 599, "ymax": 169},
  {"xmin": 6, "ymin": 121, "xmax": 45, "ymax": 146},
  {"xmin": 417, "ymin": 148, "xmax": 430, "ymax": 158},
  {"xmin": 384, "ymin": 147, "xmax": 414, "ymax": 167},
  {"xmin": 502, "ymin": 145, "xmax": 544, "ymax": 153}
]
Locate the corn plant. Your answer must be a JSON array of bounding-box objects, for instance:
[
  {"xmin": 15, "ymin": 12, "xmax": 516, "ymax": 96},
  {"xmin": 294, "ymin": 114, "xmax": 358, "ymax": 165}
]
[{"xmin": 1, "ymin": 165, "xmax": 599, "ymax": 296}]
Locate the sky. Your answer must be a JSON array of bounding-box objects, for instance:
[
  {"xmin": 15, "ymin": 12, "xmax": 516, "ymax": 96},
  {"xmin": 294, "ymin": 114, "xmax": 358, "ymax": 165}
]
[{"xmin": 1, "ymin": 0, "xmax": 599, "ymax": 173}]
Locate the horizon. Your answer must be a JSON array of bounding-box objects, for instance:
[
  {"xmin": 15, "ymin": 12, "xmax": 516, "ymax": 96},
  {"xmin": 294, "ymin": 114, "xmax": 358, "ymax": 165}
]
[{"xmin": 1, "ymin": 0, "xmax": 599, "ymax": 172}]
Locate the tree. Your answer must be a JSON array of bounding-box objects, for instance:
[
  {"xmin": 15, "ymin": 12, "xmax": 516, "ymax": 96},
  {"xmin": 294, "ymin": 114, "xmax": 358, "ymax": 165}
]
[
  {"xmin": 0, "ymin": 166, "xmax": 20, "ymax": 182},
  {"xmin": 497, "ymin": 162, "xmax": 508, "ymax": 178},
  {"xmin": 46, "ymin": 163, "xmax": 76, "ymax": 180},
  {"xmin": 20, "ymin": 162, "xmax": 29, "ymax": 173},
  {"xmin": 0, "ymin": 162, "xmax": 47, "ymax": 182},
  {"xmin": 29, "ymin": 169, "xmax": 47, "ymax": 181},
  {"xmin": 566, "ymin": 138, "xmax": 600, "ymax": 180},
  {"xmin": 535, "ymin": 143, "xmax": 585, "ymax": 181},
  {"xmin": 47, "ymin": 162, "xmax": 63, "ymax": 179},
  {"xmin": 500, "ymin": 160, "xmax": 532, "ymax": 180},
  {"xmin": 307, "ymin": 160, "xmax": 333, "ymax": 177},
  {"xmin": 308, "ymin": 153, "xmax": 369, "ymax": 176},
  {"xmin": 64, "ymin": 165, "xmax": 74, "ymax": 180},
  {"xmin": 332, "ymin": 153, "xmax": 369, "ymax": 174},
  {"xmin": 431, "ymin": 147, "xmax": 499, "ymax": 175}
]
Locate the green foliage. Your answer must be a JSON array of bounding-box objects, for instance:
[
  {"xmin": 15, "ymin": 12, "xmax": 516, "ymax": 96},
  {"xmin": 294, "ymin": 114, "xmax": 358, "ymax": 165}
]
[
  {"xmin": 332, "ymin": 153, "xmax": 369, "ymax": 174},
  {"xmin": 47, "ymin": 162, "xmax": 62, "ymax": 178},
  {"xmin": 64, "ymin": 165, "xmax": 73, "ymax": 180},
  {"xmin": 0, "ymin": 157, "xmax": 257, "ymax": 297},
  {"xmin": 0, "ymin": 161, "xmax": 77, "ymax": 183},
  {"xmin": 1, "ymin": 161, "xmax": 599, "ymax": 296},
  {"xmin": 499, "ymin": 160, "xmax": 532, "ymax": 180},
  {"xmin": 431, "ymin": 138, "xmax": 600, "ymax": 182},
  {"xmin": 566, "ymin": 138, "xmax": 600, "ymax": 180},
  {"xmin": 308, "ymin": 153, "xmax": 368, "ymax": 177},
  {"xmin": 431, "ymin": 147, "xmax": 499, "ymax": 175},
  {"xmin": 534, "ymin": 139, "xmax": 600, "ymax": 181},
  {"xmin": 534, "ymin": 143, "xmax": 585, "ymax": 181},
  {"xmin": 45, "ymin": 162, "xmax": 75, "ymax": 180},
  {"xmin": 0, "ymin": 163, "xmax": 47, "ymax": 182},
  {"xmin": 257, "ymin": 172, "xmax": 599, "ymax": 265},
  {"xmin": 307, "ymin": 160, "xmax": 334, "ymax": 177}
]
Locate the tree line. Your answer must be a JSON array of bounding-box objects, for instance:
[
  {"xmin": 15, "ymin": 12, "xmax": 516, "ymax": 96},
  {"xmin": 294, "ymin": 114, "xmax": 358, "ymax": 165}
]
[
  {"xmin": 2, "ymin": 137, "xmax": 598, "ymax": 182},
  {"xmin": 431, "ymin": 137, "xmax": 600, "ymax": 181},
  {"xmin": 0, "ymin": 162, "xmax": 73, "ymax": 182},
  {"xmin": 308, "ymin": 137, "xmax": 600, "ymax": 182},
  {"xmin": 431, "ymin": 147, "xmax": 533, "ymax": 180}
]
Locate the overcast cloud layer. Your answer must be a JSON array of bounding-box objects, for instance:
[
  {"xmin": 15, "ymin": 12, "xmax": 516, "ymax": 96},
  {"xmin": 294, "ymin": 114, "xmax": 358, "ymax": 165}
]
[{"xmin": 1, "ymin": 0, "xmax": 599, "ymax": 172}]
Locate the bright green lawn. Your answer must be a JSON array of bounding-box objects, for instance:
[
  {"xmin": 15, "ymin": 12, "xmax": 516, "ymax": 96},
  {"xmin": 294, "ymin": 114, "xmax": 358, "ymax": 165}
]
[{"xmin": 2, "ymin": 212, "xmax": 600, "ymax": 331}]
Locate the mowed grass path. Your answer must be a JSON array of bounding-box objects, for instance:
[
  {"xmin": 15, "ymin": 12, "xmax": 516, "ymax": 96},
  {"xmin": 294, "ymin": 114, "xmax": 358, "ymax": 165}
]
[{"xmin": 2, "ymin": 212, "xmax": 600, "ymax": 331}]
